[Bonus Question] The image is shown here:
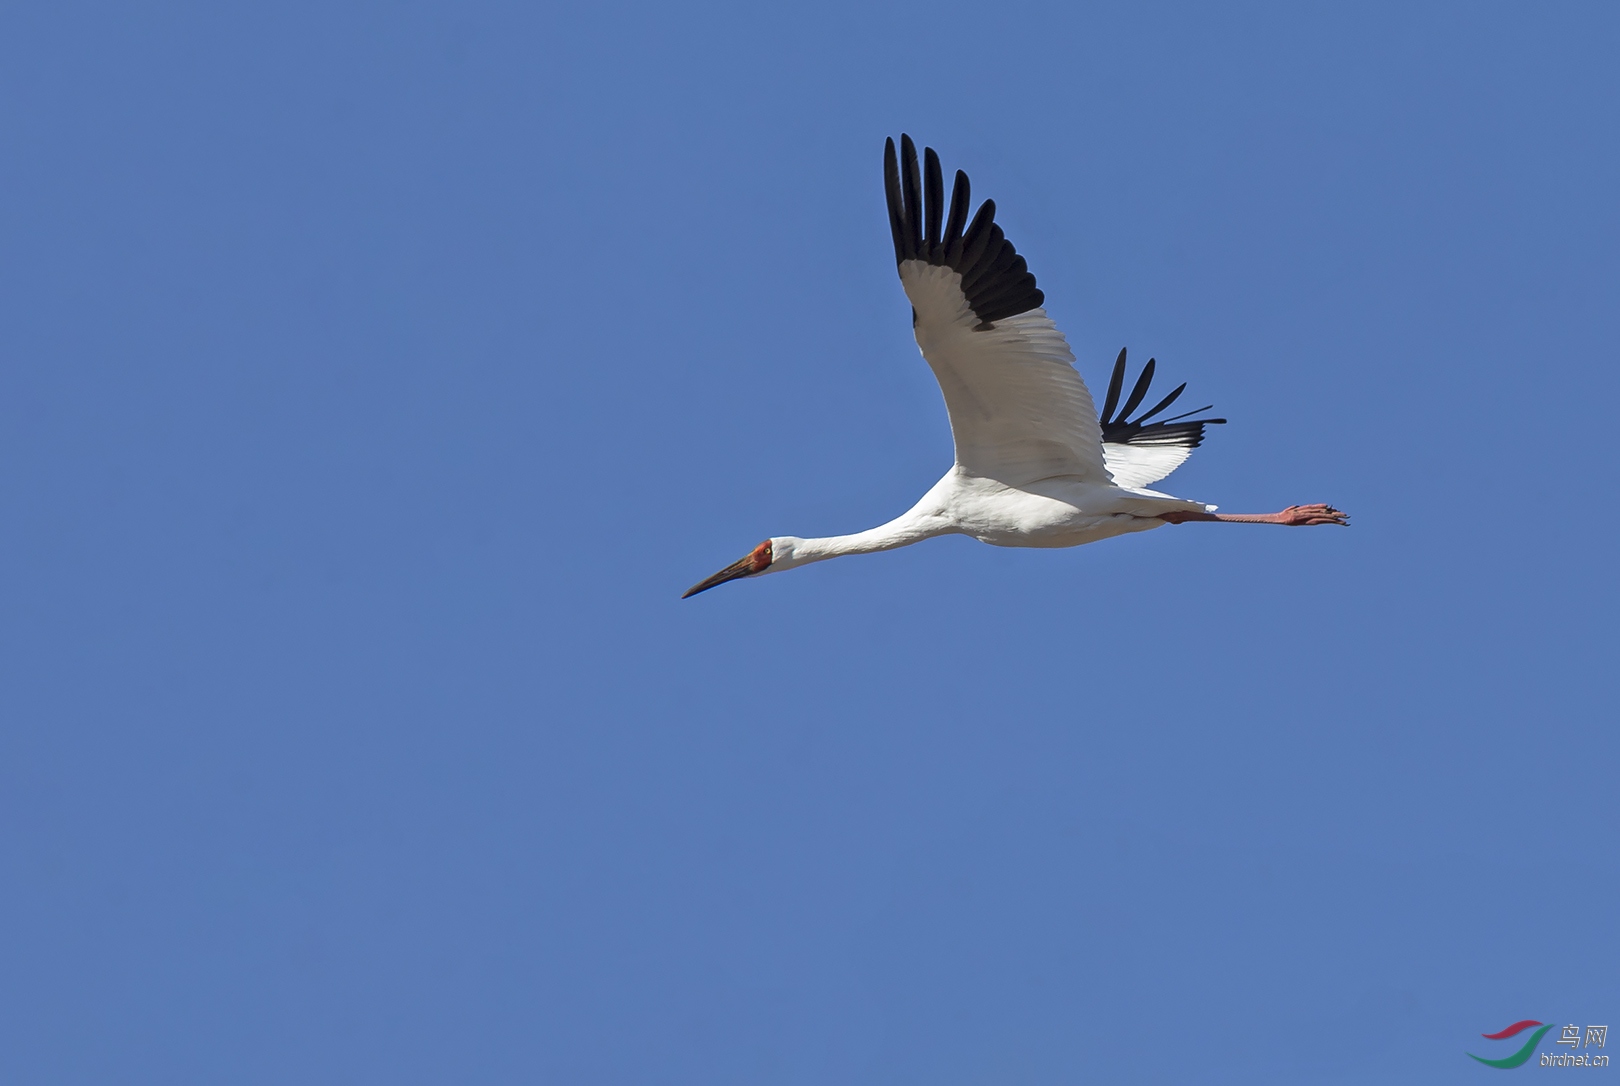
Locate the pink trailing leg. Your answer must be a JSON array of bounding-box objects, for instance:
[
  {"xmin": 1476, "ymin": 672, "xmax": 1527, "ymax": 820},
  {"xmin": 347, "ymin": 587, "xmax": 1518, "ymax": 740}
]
[{"xmin": 1158, "ymin": 503, "xmax": 1349, "ymax": 526}]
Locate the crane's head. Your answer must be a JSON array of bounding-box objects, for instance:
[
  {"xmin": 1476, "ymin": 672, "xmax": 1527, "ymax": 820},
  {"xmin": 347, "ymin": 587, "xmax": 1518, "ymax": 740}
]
[{"xmin": 683, "ymin": 537, "xmax": 815, "ymax": 598}]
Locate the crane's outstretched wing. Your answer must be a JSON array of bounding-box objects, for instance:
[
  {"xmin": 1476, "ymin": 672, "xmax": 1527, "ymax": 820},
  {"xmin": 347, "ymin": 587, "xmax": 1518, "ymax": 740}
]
[
  {"xmin": 1098, "ymin": 348, "xmax": 1226, "ymax": 489},
  {"xmin": 885, "ymin": 135, "xmax": 1110, "ymax": 488}
]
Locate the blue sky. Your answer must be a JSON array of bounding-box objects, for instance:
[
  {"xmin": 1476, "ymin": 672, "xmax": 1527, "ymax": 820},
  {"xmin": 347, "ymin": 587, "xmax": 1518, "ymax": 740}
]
[{"xmin": 1, "ymin": 2, "xmax": 1616, "ymax": 1082}]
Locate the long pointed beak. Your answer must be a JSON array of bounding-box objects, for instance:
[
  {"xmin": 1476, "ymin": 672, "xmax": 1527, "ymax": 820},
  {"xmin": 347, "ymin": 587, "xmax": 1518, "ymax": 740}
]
[{"xmin": 682, "ymin": 553, "xmax": 758, "ymax": 598}]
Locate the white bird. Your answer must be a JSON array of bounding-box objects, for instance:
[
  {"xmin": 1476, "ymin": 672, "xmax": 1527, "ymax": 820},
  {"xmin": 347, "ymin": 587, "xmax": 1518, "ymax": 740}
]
[{"xmin": 684, "ymin": 135, "xmax": 1346, "ymax": 598}]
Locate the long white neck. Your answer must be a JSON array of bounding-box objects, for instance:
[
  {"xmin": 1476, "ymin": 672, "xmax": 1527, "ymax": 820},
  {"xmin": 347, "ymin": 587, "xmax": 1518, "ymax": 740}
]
[{"xmin": 776, "ymin": 500, "xmax": 955, "ymax": 569}]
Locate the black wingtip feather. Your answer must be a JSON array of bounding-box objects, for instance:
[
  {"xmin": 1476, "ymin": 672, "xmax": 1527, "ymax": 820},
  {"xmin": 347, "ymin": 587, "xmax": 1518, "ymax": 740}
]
[
  {"xmin": 923, "ymin": 147, "xmax": 944, "ymax": 255},
  {"xmin": 960, "ymin": 199, "xmax": 994, "ymax": 255},
  {"xmin": 960, "ymin": 217, "xmax": 999, "ymax": 281},
  {"xmin": 941, "ymin": 171, "xmax": 970, "ymax": 265},
  {"xmin": 883, "ymin": 138, "xmax": 906, "ymax": 263},
  {"xmin": 1100, "ymin": 348, "xmax": 1128, "ymax": 425},
  {"xmin": 1136, "ymin": 382, "xmax": 1187, "ymax": 424},
  {"xmin": 1118, "ymin": 358, "xmax": 1156, "ymax": 421},
  {"xmin": 1099, "ymin": 351, "xmax": 1227, "ymax": 448},
  {"xmin": 961, "ymin": 238, "xmax": 1020, "ymax": 294},
  {"xmin": 899, "ymin": 135, "xmax": 922, "ymax": 260},
  {"xmin": 972, "ymin": 267, "xmax": 1035, "ymax": 313},
  {"xmin": 1156, "ymin": 404, "xmax": 1219, "ymax": 425},
  {"xmin": 883, "ymin": 138, "xmax": 1044, "ymax": 324}
]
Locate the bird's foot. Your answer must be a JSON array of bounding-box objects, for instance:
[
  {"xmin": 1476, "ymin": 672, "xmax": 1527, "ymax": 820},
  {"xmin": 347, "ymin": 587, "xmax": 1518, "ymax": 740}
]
[{"xmin": 1276, "ymin": 503, "xmax": 1348, "ymax": 526}]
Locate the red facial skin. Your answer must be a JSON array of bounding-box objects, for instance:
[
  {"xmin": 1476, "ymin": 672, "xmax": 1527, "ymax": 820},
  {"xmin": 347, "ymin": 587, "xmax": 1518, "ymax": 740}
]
[{"xmin": 750, "ymin": 540, "xmax": 773, "ymax": 572}]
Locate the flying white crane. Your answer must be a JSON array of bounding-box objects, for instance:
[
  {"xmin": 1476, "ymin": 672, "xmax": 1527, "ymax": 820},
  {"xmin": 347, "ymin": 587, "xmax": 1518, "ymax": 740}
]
[{"xmin": 684, "ymin": 135, "xmax": 1347, "ymax": 598}]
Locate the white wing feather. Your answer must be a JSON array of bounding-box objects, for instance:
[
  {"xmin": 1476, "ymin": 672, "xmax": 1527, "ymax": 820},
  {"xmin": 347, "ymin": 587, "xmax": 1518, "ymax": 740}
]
[
  {"xmin": 901, "ymin": 261, "xmax": 1110, "ymax": 487},
  {"xmin": 1101, "ymin": 443, "xmax": 1193, "ymax": 489}
]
